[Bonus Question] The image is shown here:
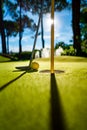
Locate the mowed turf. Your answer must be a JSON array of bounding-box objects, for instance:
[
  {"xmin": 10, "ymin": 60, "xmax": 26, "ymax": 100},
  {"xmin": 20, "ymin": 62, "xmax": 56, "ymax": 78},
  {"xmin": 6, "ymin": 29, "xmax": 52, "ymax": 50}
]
[{"xmin": 0, "ymin": 56, "xmax": 87, "ymax": 130}]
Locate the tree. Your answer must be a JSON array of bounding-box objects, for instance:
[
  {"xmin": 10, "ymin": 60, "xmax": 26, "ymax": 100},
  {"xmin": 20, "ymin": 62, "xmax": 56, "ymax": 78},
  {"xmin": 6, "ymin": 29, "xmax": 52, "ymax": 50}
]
[
  {"xmin": 4, "ymin": 20, "xmax": 18, "ymax": 53},
  {"xmin": 72, "ymin": 0, "xmax": 81, "ymax": 56},
  {"xmin": 55, "ymin": 41, "xmax": 66, "ymax": 49},
  {"xmin": 80, "ymin": 4, "xmax": 87, "ymax": 55},
  {"xmin": 0, "ymin": 0, "xmax": 19, "ymax": 54},
  {"xmin": 19, "ymin": 0, "xmax": 22, "ymax": 55},
  {"xmin": 1, "ymin": 0, "xmax": 68, "ymax": 55},
  {"xmin": 72, "ymin": 0, "xmax": 87, "ymax": 56},
  {"xmin": 7, "ymin": 0, "xmax": 36, "ymax": 55},
  {"xmin": 0, "ymin": 0, "xmax": 6, "ymax": 54},
  {"xmin": 41, "ymin": 0, "xmax": 45, "ymax": 48},
  {"xmin": 80, "ymin": 7, "xmax": 87, "ymax": 40}
]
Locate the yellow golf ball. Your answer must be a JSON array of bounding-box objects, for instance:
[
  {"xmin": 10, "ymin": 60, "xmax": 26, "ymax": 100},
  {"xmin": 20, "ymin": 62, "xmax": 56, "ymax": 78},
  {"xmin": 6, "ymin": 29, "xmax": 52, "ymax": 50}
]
[{"xmin": 31, "ymin": 62, "xmax": 39, "ymax": 70}]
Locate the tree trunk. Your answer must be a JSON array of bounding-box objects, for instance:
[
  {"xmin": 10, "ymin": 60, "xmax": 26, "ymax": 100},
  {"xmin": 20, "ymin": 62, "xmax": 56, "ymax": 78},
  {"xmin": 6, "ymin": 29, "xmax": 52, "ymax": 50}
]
[
  {"xmin": 41, "ymin": 0, "xmax": 45, "ymax": 48},
  {"xmin": 7, "ymin": 35, "xmax": 9, "ymax": 54},
  {"xmin": 72, "ymin": 0, "xmax": 81, "ymax": 56},
  {"xmin": 19, "ymin": 0, "xmax": 22, "ymax": 56},
  {"xmin": 0, "ymin": 0, "xmax": 6, "ymax": 54}
]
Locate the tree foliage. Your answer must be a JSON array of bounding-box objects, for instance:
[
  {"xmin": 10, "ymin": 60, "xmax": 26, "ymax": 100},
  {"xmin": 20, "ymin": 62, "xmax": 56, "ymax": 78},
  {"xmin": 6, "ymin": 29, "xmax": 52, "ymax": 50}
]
[
  {"xmin": 2, "ymin": 0, "xmax": 87, "ymax": 57},
  {"xmin": 80, "ymin": 7, "xmax": 87, "ymax": 40},
  {"xmin": 29, "ymin": 0, "xmax": 68, "ymax": 48},
  {"xmin": 0, "ymin": 0, "xmax": 36, "ymax": 54}
]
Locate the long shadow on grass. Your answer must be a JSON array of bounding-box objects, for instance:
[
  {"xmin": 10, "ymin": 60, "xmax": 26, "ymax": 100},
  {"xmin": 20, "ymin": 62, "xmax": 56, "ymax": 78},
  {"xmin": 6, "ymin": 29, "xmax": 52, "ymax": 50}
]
[
  {"xmin": 0, "ymin": 67, "xmax": 38, "ymax": 92},
  {"xmin": 0, "ymin": 71, "xmax": 26, "ymax": 92},
  {"xmin": 50, "ymin": 73, "xmax": 67, "ymax": 130}
]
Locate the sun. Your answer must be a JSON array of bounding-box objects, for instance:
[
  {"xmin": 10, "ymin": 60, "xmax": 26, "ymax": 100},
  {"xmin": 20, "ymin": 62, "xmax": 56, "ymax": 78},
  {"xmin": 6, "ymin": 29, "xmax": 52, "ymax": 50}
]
[
  {"xmin": 44, "ymin": 14, "xmax": 57, "ymax": 31},
  {"xmin": 46, "ymin": 18, "xmax": 54, "ymax": 25},
  {"xmin": 46, "ymin": 17, "xmax": 56, "ymax": 27},
  {"xmin": 44, "ymin": 13, "xmax": 61, "ymax": 33}
]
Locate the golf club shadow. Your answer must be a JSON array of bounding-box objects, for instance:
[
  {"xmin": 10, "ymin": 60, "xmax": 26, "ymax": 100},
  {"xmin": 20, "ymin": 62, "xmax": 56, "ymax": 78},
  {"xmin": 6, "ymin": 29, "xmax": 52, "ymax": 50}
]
[
  {"xmin": 0, "ymin": 66, "xmax": 38, "ymax": 92},
  {"xmin": 0, "ymin": 72, "xmax": 26, "ymax": 92},
  {"xmin": 50, "ymin": 73, "xmax": 67, "ymax": 130},
  {"xmin": 14, "ymin": 66, "xmax": 38, "ymax": 73}
]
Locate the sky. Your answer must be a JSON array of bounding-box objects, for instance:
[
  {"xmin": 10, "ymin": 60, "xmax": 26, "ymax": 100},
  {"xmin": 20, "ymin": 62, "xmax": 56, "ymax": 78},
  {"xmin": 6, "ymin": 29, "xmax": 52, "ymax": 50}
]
[{"xmin": 0, "ymin": 9, "xmax": 73, "ymax": 53}]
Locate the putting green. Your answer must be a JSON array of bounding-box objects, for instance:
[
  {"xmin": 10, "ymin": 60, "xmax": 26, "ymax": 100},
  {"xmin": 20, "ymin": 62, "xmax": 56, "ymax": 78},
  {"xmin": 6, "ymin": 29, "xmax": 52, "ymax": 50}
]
[{"xmin": 0, "ymin": 56, "xmax": 87, "ymax": 130}]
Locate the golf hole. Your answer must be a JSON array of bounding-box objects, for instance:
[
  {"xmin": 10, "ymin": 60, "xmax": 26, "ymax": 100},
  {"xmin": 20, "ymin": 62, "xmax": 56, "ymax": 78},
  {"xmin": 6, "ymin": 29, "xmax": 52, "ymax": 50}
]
[{"xmin": 39, "ymin": 70, "xmax": 65, "ymax": 74}]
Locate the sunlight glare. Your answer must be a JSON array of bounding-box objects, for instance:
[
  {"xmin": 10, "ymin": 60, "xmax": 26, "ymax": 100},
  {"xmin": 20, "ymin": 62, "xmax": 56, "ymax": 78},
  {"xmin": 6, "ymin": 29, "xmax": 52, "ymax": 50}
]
[
  {"xmin": 46, "ymin": 17, "xmax": 55, "ymax": 27},
  {"xmin": 44, "ymin": 14, "xmax": 61, "ymax": 32}
]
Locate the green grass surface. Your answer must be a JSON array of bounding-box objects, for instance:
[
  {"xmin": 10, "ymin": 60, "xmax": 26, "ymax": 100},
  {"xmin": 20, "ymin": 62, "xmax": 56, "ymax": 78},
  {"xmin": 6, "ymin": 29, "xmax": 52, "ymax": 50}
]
[
  {"xmin": 0, "ymin": 56, "xmax": 87, "ymax": 130},
  {"xmin": 0, "ymin": 55, "xmax": 11, "ymax": 62}
]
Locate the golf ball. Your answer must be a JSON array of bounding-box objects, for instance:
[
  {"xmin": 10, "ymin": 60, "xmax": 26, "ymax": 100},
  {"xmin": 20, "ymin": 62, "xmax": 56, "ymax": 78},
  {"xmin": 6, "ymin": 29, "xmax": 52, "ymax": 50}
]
[{"xmin": 31, "ymin": 62, "xmax": 39, "ymax": 70}]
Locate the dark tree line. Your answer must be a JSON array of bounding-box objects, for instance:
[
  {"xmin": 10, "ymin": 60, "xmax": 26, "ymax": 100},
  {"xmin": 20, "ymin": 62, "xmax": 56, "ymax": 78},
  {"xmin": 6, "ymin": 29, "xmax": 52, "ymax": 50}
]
[{"xmin": 0, "ymin": 0, "xmax": 87, "ymax": 56}]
